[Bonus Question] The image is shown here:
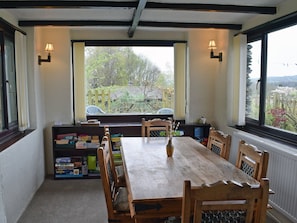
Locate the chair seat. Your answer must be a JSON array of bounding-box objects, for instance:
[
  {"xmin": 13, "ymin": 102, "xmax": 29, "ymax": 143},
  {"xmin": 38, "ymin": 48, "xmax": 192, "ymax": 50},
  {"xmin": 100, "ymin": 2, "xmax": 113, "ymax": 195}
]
[{"xmin": 113, "ymin": 187, "xmax": 130, "ymax": 212}]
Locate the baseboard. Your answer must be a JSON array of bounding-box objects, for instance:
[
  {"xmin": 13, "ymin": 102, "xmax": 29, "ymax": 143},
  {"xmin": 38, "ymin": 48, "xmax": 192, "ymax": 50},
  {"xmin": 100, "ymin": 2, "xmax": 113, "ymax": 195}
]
[{"xmin": 267, "ymin": 208, "xmax": 296, "ymax": 223}]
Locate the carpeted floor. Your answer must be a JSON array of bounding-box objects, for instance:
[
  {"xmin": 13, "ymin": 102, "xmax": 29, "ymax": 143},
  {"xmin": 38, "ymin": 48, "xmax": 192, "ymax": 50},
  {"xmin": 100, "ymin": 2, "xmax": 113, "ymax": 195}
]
[
  {"xmin": 17, "ymin": 177, "xmax": 107, "ymax": 223},
  {"xmin": 17, "ymin": 177, "xmax": 290, "ymax": 223}
]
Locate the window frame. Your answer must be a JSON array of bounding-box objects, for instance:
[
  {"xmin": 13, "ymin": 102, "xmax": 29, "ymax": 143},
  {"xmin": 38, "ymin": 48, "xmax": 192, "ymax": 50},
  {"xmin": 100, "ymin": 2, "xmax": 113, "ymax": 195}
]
[
  {"xmin": 0, "ymin": 23, "xmax": 19, "ymax": 141},
  {"xmin": 72, "ymin": 39, "xmax": 187, "ymax": 122},
  {"xmin": 241, "ymin": 12, "xmax": 297, "ymax": 147},
  {"xmin": 0, "ymin": 18, "xmax": 30, "ymax": 151}
]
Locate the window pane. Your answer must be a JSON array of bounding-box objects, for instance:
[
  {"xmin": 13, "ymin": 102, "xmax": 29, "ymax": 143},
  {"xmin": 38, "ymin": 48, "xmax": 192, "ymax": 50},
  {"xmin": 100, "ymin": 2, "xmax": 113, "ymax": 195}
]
[
  {"xmin": 85, "ymin": 46, "xmax": 174, "ymax": 115},
  {"xmin": 246, "ymin": 40, "xmax": 261, "ymax": 120},
  {"xmin": 265, "ymin": 25, "xmax": 297, "ymax": 133},
  {"xmin": 4, "ymin": 36, "xmax": 18, "ymax": 126},
  {"xmin": 0, "ymin": 46, "xmax": 3, "ymax": 130}
]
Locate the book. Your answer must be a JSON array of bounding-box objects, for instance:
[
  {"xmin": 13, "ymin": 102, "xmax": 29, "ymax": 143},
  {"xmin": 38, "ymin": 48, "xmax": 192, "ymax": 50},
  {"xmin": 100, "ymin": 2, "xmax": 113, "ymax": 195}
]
[
  {"xmin": 56, "ymin": 157, "xmax": 71, "ymax": 163},
  {"xmin": 76, "ymin": 141, "xmax": 87, "ymax": 149},
  {"xmin": 80, "ymin": 119, "xmax": 100, "ymax": 126},
  {"xmin": 87, "ymin": 142, "xmax": 100, "ymax": 149},
  {"xmin": 56, "ymin": 133, "xmax": 77, "ymax": 140},
  {"xmin": 87, "ymin": 155, "xmax": 97, "ymax": 171}
]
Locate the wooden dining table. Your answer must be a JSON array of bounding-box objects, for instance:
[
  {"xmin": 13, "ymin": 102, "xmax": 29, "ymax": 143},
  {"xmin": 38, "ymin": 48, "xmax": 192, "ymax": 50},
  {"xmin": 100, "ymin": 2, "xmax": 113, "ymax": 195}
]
[{"xmin": 120, "ymin": 136, "xmax": 259, "ymax": 221}]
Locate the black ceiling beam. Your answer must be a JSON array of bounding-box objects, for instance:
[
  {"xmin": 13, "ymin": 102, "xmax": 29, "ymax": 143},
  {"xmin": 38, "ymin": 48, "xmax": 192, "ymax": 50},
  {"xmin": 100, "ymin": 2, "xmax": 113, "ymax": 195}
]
[
  {"xmin": 18, "ymin": 20, "xmax": 242, "ymax": 30},
  {"xmin": 0, "ymin": 1, "xmax": 276, "ymax": 15},
  {"xmin": 139, "ymin": 21, "xmax": 242, "ymax": 30},
  {"xmin": 128, "ymin": 0, "xmax": 147, "ymax": 38},
  {"xmin": 18, "ymin": 20, "xmax": 132, "ymax": 26},
  {"xmin": 0, "ymin": 1, "xmax": 137, "ymax": 8},
  {"xmin": 145, "ymin": 3, "xmax": 276, "ymax": 14}
]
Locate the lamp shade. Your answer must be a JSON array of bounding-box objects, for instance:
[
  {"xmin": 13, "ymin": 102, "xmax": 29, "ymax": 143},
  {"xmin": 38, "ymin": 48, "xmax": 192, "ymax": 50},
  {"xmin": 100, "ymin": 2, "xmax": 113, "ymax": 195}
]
[
  {"xmin": 45, "ymin": 43, "xmax": 54, "ymax": 52},
  {"xmin": 208, "ymin": 40, "xmax": 217, "ymax": 50}
]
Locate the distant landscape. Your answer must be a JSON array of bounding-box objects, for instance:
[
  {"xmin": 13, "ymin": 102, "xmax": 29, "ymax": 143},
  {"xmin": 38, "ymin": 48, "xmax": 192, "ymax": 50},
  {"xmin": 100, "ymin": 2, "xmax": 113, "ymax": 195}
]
[
  {"xmin": 250, "ymin": 75, "xmax": 297, "ymax": 87},
  {"xmin": 248, "ymin": 75, "xmax": 297, "ymax": 133}
]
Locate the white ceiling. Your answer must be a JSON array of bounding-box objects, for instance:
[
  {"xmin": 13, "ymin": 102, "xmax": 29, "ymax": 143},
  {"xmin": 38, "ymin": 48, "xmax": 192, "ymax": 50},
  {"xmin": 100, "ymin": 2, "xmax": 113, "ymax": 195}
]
[{"xmin": 1, "ymin": 0, "xmax": 286, "ymax": 36}]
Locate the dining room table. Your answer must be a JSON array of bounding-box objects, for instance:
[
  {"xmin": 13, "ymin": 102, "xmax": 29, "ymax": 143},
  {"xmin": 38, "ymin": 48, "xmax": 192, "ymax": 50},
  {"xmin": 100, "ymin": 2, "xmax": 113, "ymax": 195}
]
[{"xmin": 120, "ymin": 136, "xmax": 259, "ymax": 222}]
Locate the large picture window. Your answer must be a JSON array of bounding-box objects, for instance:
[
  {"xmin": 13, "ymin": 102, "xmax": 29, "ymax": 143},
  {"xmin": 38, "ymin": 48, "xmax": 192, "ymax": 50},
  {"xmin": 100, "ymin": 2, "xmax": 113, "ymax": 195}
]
[
  {"xmin": 245, "ymin": 15, "xmax": 297, "ymax": 146},
  {"xmin": 85, "ymin": 46, "xmax": 174, "ymax": 115},
  {"xmin": 72, "ymin": 40, "xmax": 187, "ymax": 122}
]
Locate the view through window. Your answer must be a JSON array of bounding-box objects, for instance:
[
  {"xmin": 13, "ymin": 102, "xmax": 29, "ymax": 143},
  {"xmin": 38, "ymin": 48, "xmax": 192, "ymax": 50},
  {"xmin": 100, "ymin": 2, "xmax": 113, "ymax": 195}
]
[
  {"xmin": 84, "ymin": 46, "xmax": 174, "ymax": 115},
  {"xmin": 246, "ymin": 24, "xmax": 297, "ymax": 134}
]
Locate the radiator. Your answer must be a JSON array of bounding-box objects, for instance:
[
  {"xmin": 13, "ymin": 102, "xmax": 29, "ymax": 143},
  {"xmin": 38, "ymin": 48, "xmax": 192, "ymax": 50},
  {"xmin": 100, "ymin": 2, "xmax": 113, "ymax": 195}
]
[{"xmin": 231, "ymin": 131, "xmax": 297, "ymax": 223}]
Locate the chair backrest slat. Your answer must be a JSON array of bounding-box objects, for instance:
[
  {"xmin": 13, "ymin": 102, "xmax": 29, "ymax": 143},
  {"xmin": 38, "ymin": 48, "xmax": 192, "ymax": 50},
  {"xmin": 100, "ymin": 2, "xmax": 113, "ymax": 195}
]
[
  {"xmin": 181, "ymin": 178, "xmax": 269, "ymax": 223},
  {"xmin": 102, "ymin": 129, "xmax": 126, "ymax": 187},
  {"xmin": 102, "ymin": 129, "xmax": 118, "ymax": 182},
  {"xmin": 236, "ymin": 140, "xmax": 269, "ymax": 181},
  {"xmin": 98, "ymin": 146, "xmax": 133, "ymax": 223},
  {"xmin": 141, "ymin": 118, "xmax": 172, "ymax": 137},
  {"xmin": 97, "ymin": 147, "xmax": 116, "ymax": 218}
]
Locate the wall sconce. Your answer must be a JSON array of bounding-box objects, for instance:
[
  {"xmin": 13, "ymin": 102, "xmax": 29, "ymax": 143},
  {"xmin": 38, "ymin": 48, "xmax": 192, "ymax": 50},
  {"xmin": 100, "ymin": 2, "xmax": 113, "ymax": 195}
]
[
  {"xmin": 38, "ymin": 43, "xmax": 54, "ymax": 65},
  {"xmin": 208, "ymin": 40, "xmax": 223, "ymax": 62}
]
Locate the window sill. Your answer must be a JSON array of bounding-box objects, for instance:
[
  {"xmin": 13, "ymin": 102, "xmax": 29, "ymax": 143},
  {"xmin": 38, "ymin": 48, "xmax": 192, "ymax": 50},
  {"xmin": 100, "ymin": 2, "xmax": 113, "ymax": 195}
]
[
  {"xmin": 234, "ymin": 125, "xmax": 297, "ymax": 148},
  {"xmin": 0, "ymin": 129, "xmax": 34, "ymax": 152}
]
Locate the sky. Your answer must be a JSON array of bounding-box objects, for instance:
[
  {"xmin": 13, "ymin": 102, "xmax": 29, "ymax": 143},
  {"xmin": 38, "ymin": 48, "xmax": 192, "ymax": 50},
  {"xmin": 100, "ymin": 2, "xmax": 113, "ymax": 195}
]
[
  {"xmin": 249, "ymin": 24, "xmax": 297, "ymax": 78},
  {"xmin": 132, "ymin": 46, "xmax": 174, "ymax": 73}
]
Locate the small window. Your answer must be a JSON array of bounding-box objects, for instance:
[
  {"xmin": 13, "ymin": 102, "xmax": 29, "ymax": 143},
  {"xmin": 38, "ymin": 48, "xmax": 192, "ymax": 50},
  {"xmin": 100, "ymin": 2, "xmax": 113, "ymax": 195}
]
[
  {"xmin": 246, "ymin": 40, "xmax": 261, "ymax": 121},
  {"xmin": 265, "ymin": 26, "xmax": 297, "ymax": 132},
  {"xmin": 0, "ymin": 31, "xmax": 18, "ymax": 140}
]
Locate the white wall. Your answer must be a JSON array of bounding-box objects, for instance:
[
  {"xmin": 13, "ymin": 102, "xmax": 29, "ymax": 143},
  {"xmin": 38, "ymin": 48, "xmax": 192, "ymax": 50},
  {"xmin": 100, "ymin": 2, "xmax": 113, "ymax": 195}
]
[
  {"xmin": 0, "ymin": 131, "xmax": 44, "ymax": 223},
  {"xmin": 39, "ymin": 27, "xmax": 230, "ymax": 174},
  {"xmin": 36, "ymin": 27, "xmax": 72, "ymax": 174},
  {"xmin": 0, "ymin": 14, "xmax": 45, "ymax": 223},
  {"xmin": 186, "ymin": 28, "xmax": 232, "ymax": 126},
  {"xmin": 1, "ymin": 0, "xmax": 296, "ymax": 221}
]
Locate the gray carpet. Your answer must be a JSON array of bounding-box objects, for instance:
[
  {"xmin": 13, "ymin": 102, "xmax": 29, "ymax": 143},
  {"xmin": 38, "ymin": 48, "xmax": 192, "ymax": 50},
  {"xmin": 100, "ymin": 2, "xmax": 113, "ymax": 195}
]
[
  {"xmin": 17, "ymin": 177, "xmax": 288, "ymax": 223},
  {"xmin": 17, "ymin": 177, "xmax": 107, "ymax": 223}
]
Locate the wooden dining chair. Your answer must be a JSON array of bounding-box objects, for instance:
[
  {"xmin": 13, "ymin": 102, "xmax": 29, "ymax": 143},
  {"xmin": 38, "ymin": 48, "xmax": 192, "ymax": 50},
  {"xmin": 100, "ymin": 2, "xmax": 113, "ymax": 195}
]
[
  {"xmin": 236, "ymin": 139, "xmax": 274, "ymax": 208},
  {"xmin": 206, "ymin": 127, "xmax": 231, "ymax": 160},
  {"xmin": 181, "ymin": 178, "xmax": 269, "ymax": 223},
  {"xmin": 236, "ymin": 140, "xmax": 269, "ymax": 181},
  {"xmin": 102, "ymin": 128, "xmax": 126, "ymax": 187},
  {"xmin": 141, "ymin": 118, "xmax": 172, "ymax": 137},
  {"xmin": 97, "ymin": 147, "xmax": 133, "ymax": 223}
]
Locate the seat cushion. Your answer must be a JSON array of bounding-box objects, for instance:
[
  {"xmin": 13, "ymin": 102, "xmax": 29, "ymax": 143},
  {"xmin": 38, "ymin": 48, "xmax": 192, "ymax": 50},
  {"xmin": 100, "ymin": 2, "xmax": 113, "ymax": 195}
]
[
  {"xmin": 115, "ymin": 166, "xmax": 126, "ymax": 186},
  {"xmin": 113, "ymin": 187, "xmax": 130, "ymax": 212},
  {"xmin": 115, "ymin": 166, "xmax": 125, "ymax": 178}
]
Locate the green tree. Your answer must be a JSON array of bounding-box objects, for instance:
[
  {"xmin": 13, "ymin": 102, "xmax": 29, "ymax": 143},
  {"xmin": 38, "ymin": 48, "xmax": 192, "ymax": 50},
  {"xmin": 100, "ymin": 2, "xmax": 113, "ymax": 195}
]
[
  {"xmin": 85, "ymin": 47, "xmax": 162, "ymax": 91},
  {"xmin": 246, "ymin": 44, "xmax": 253, "ymax": 116},
  {"xmin": 85, "ymin": 46, "xmax": 173, "ymax": 113}
]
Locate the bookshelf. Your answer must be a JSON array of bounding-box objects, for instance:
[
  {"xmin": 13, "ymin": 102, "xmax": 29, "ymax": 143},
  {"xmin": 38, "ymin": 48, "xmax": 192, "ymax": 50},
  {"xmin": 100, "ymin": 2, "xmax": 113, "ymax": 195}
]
[
  {"xmin": 52, "ymin": 125, "xmax": 104, "ymax": 179},
  {"xmin": 52, "ymin": 115, "xmax": 210, "ymax": 179}
]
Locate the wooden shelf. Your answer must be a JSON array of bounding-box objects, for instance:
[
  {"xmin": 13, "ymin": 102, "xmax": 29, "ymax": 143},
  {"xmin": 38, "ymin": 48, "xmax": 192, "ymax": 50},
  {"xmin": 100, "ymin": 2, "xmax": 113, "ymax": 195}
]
[{"xmin": 52, "ymin": 115, "xmax": 210, "ymax": 179}]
